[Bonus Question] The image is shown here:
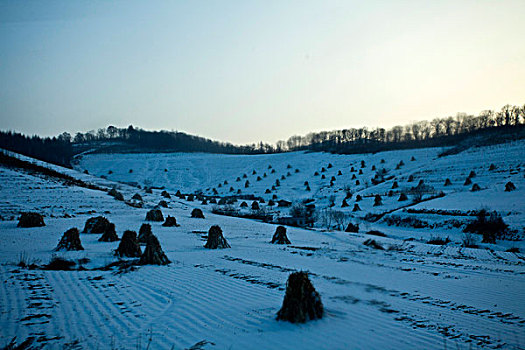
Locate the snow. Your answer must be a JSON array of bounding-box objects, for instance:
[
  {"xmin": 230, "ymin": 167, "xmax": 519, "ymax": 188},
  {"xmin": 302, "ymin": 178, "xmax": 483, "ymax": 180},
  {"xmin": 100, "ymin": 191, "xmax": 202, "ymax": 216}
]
[{"xmin": 1, "ymin": 142, "xmax": 524, "ymax": 349}]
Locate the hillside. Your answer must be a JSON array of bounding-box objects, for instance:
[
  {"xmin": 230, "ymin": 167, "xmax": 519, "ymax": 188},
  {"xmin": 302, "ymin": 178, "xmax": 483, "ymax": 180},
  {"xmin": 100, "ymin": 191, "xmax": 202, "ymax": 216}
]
[
  {"xmin": 76, "ymin": 140, "xmax": 525, "ymax": 248},
  {"xmin": 0, "ymin": 144, "xmax": 524, "ymax": 349}
]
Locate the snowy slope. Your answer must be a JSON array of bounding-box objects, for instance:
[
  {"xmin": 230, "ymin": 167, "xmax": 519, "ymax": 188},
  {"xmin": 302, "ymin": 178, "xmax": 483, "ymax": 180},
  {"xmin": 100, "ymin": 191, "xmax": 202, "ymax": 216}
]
[
  {"xmin": 77, "ymin": 141, "xmax": 525, "ymax": 248},
  {"xmin": 1, "ymin": 147, "xmax": 524, "ymax": 349}
]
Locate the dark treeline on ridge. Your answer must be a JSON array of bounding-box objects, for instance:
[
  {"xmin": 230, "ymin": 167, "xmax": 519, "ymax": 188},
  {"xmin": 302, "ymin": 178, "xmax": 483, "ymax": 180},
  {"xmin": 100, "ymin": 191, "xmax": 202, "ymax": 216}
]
[
  {"xmin": 0, "ymin": 103, "xmax": 523, "ymax": 168},
  {"xmin": 280, "ymin": 103, "xmax": 525, "ymax": 153}
]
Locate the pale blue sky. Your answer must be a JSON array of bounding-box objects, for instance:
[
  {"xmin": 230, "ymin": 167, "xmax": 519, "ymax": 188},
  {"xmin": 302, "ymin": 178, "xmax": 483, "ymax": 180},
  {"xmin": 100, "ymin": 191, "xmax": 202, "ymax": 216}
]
[{"xmin": 1, "ymin": 0, "xmax": 524, "ymax": 144}]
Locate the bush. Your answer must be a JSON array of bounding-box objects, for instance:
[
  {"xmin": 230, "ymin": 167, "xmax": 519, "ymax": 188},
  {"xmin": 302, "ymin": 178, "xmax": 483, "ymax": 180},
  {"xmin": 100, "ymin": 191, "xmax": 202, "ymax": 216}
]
[
  {"xmin": 427, "ymin": 236, "xmax": 450, "ymax": 245},
  {"xmin": 44, "ymin": 256, "xmax": 76, "ymax": 270},
  {"xmin": 17, "ymin": 212, "xmax": 45, "ymax": 228},
  {"xmin": 464, "ymin": 210, "xmax": 508, "ymax": 243},
  {"xmin": 461, "ymin": 233, "xmax": 478, "ymax": 248}
]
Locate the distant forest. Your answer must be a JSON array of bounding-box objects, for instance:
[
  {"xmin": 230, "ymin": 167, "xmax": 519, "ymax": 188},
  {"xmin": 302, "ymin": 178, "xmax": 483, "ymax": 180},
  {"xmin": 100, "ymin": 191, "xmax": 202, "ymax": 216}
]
[{"xmin": 0, "ymin": 103, "xmax": 523, "ymax": 168}]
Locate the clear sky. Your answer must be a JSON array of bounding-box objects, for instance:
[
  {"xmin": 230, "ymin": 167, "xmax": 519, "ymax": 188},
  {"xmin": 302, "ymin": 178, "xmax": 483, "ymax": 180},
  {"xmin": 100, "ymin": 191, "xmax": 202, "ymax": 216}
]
[{"xmin": 1, "ymin": 0, "xmax": 524, "ymax": 144}]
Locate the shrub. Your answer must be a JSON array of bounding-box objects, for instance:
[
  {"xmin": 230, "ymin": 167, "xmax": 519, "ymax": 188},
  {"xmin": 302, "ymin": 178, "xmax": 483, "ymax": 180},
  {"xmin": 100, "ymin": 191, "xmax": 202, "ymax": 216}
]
[
  {"xmin": 464, "ymin": 210, "xmax": 508, "ymax": 243},
  {"xmin": 44, "ymin": 256, "xmax": 76, "ymax": 270},
  {"xmin": 276, "ymin": 272, "xmax": 323, "ymax": 323},
  {"xmin": 461, "ymin": 233, "xmax": 478, "ymax": 248},
  {"xmin": 17, "ymin": 212, "xmax": 45, "ymax": 228},
  {"xmin": 427, "ymin": 236, "xmax": 450, "ymax": 245}
]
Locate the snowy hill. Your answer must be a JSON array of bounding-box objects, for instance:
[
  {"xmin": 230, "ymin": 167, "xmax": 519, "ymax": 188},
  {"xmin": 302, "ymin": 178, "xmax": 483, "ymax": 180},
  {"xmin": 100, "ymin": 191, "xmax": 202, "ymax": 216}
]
[
  {"xmin": 1, "ymin": 144, "xmax": 524, "ymax": 349},
  {"xmin": 76, "ymin": 140, "xmax": 525, "ymax": 247}
]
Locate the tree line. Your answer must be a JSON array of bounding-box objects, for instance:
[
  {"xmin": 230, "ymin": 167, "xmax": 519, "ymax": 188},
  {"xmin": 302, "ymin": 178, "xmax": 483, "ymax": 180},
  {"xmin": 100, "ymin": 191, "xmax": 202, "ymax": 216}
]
[
  {"xmin": 277, "ymin": 104, "xmax": 524, "ymax": 153},
  {"xmin": 1, "ymin": 103, "xmax": 523, "ymax": 167}
]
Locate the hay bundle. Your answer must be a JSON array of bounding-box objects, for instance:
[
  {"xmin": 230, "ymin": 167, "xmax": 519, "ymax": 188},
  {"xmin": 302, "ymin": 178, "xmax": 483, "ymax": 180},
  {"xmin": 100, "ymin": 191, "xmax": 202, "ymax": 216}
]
[
  {"xmin": 468, "ymin": 170, "xmax": 476, "ymax": 178},
  {"xmin": 132, "ymin": 193, "xmax": 143, "ymax": 201},
  {"xmin": 175, "ymin": 190, "xmax": 184, "ymax": 198},
  {"xmin": 352, "ymin": 204, "xmax": 361, "ymax": 212},
  {"xmin": 17, "ymin": 212, "xmax": 45, "ymax": 228},
  {"xmin": 444, "ymin": 178, "xmax": 452, "ymax": 186},
  {"xmin": 407, "ymin": 175, "xmax": 414, "ymax": 182},
  {"xmin": 350, "ymin": 166, "xmax": 355, "ymax": 172},
  {"xmin": 464, "ymin": 177, "xmax": 472, "ymax": 186},
  {"xmin": 355, "ymin": 180, "xmax": 360, "ymax": 185},
  {"xmin": 341, "ymin": 199, "xmax": 349, "ymax": 208},
  {"xmin": 55, "ymin": 228, "xmax": 84, "ymax": 251},
  {"xmin": 471, "ymin": 184, "xmax": 481, "ymax": 192},
  {"xmin": 411, "ymin": 156, "xmax": 416, "ymax": 161},
  {"xmin": 268, "ymin": 200, "xmax": 275, "ymax": 206},
  {"xmin": 201, "ymin": 199, "xmax": 208, "ymax": 205},
  {"xmin": 265, "ymin": 189, "xmax": 271, "ymax": 194},
  {"xmin": 351, "ymin": 174, "xmax": 357, "ymax": 180},
  {"xmin": 505, "ymin": 181, "xmax": 516, "ymax": 192},
  {"xmin": 161, "ymin": 191, "xmax": 171, "ymax": 199},
  {"xmin": 82, "ymin": 216, "xmax": 111, "ymax": 234},
  {"xmin": 358, "ymin": 169, "xmax": 363, "ymax": 175},
  {"xmin": 327, "ymin": 163, "xmax": 333, "ymax": 168},
  {"xmin": 139, "ymin": 234, "xmax": 170, "ymax": 265},
  {"xmin": 99, "ymin": 223, "xmax": 119, "ymax": 242},
  {"xmin": 145, "ymin": 187, "xmax": 153, "ymax": 194},
  {"xmin": 158, "ymin": 200, "xmax": 168, "ymax": 208},
  {"xmin": 361, "ymin": 160, "xmax": 366, "ymax": 168},
  {"xmin": 398, "ymin": 193, "xmax": 408, "ymax": 201},
  {"xmin": 204, "ymin": 225, "xmax": 230, "ymax": 249},
  {"xmin": 138, "ymin": 223, "xmax": 153, "ymax": 243},
  {"xmin": 251, "ymin": 201, "xmax": 260, "ymax": 210},
  {"xmin": 371, "ymin": 165, "xmax": 376, "ymax": 171},
  {"xmin": 187, "ymin": 194, "xmax": 194, "ymax": 202},
  {"xmin": 245, "ymin": 180, "xmax": 250, "ymax": 188},
  {"xmin": 162, "ymin": 216, "xmax": 179, "ymax": 227},
  {"xmin": 387, "ymin": 190, "xmax": 393, "ymax": 197},
  {"xmin": 108, "ymin": 188, "xmax": 124, "ymax": 201},
  {"xmin": 489, "ymin": 164, "xmax": 496, "ymax": 171},
  {"xmin": 276, "ymin": 272, "xmax": 323, "ymax": 323},
  {"xmin": 355, "ymin": 195, "xmax": 362, "ymax": 202},
  {"xmin": 345, "ymin": 223, "xmax": 359, "ymax": 233},
  {"xmin": 145, "ymin": 209, "xmax": 164, "ymax": 221},
  {"xmin": 115, "ymin": 230, "xmax": 142, "ymax": 257},
  {"xmin": 373, "ymin": 195, "xmax": 382, "ymax": 206},
  {"xmin": 191, "ymin": 208, "xmax": 205, "ymax": 219},
  {"xmin": 321, "ymin": 174, "xmax": 326, "ymax": 179},
  {"xmin": 271, "ymin": 226, "xmax": 291, "ymax": 244},
  {"xmin": 392, "ymin": 181, "xmax": 398, "ymax": 189}
]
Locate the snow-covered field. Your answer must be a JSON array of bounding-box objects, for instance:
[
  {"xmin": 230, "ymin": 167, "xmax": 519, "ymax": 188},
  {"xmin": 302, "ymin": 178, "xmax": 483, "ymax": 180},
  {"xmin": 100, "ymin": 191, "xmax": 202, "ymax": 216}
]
[{"xmin": 1, "ymin": 142, "xmax": 524, "ymax": 349}]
